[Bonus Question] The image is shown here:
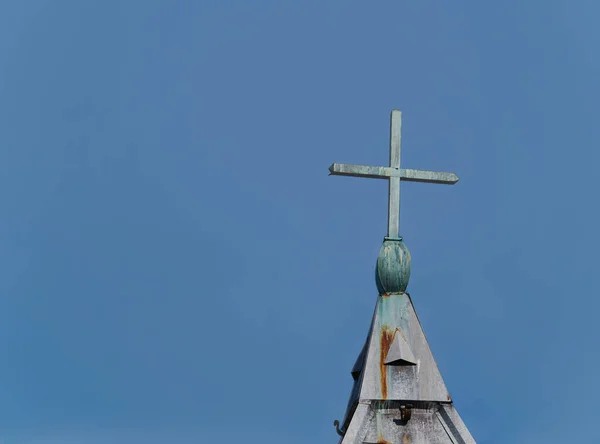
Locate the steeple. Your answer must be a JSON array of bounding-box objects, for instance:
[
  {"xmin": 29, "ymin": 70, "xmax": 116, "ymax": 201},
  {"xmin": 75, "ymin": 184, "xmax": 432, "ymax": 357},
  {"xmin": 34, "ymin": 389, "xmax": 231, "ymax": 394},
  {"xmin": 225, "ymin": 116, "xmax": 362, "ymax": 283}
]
[{"xmin": 330, "ymin": 110, "xmax": 475, "ymax": 443}]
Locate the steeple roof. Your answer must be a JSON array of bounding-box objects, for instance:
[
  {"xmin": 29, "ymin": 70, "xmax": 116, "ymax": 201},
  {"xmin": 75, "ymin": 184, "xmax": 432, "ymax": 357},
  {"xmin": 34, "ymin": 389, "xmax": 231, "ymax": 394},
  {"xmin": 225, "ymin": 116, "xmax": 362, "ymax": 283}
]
[{"xmin": 336, "ymin": 289, "xmax": 475, "ymax": 443}]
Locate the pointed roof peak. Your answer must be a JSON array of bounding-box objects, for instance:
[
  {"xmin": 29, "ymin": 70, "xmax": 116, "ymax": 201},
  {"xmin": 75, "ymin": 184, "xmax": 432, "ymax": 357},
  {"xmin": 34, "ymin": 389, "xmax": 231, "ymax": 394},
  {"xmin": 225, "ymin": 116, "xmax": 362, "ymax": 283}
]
[{"xmin": 335, "ymin": 293, "xmax": 475, "ymax": 443}]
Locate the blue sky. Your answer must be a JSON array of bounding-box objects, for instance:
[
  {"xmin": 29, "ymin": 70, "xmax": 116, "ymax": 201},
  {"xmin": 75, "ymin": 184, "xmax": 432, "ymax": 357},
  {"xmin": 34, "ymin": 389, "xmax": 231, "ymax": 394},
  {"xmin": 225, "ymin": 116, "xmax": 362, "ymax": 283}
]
[{"xmin": 0, "ymin": 1, "xmax": 599, "ymax": 443}]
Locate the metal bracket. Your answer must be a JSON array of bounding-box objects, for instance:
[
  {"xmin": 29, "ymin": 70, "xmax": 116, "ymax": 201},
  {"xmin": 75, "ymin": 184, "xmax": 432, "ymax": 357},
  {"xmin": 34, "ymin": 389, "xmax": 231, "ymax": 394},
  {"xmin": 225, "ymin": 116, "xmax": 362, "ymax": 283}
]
[
  {"xmin": 384, "ymin": 236, "xmax": 403, "ymax": 242},
  {"xmin": 333, "ymin": 419, "xmax": 345, "ymax": 437},
  {"xmin": 400, "ymin": 404, "xmax": 412, "ymax": 422}
]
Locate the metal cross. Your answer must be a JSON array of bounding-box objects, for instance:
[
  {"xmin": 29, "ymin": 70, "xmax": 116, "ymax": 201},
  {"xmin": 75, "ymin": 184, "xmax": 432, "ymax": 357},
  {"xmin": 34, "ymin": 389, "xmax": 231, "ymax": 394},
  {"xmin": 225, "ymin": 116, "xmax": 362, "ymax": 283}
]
[{"xmin": 329, "ymin": 110, "xmax": 459, "ymax": 239}]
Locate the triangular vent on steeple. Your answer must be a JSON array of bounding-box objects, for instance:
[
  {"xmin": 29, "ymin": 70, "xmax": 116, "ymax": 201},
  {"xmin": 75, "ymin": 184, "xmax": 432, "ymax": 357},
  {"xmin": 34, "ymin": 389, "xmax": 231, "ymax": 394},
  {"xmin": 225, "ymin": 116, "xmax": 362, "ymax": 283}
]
[{"xmin": 384, "ymin": 329, "xmax": 417, "ymax": 366}]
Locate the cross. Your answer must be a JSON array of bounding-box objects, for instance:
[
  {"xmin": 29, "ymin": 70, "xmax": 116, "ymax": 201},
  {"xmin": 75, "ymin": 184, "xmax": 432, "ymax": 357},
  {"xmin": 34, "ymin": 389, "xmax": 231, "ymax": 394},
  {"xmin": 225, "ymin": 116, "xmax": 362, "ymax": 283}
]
[{"xmin": 329, "ymin": 109, "xmax": 459, "ymax": 239}]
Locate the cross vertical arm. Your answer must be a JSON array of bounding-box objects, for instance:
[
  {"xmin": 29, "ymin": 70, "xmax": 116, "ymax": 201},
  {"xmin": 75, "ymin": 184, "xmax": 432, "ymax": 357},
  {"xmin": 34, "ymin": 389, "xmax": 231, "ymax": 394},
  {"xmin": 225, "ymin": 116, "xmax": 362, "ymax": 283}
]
[{"xmin": 387, "ymin": 110, "xmax": 401, "ymax": 239}]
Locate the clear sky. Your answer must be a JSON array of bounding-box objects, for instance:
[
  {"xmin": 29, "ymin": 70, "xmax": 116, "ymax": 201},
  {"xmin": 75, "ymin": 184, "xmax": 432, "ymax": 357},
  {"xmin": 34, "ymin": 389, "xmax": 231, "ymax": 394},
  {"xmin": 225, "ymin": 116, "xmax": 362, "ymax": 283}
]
[{"xmin": 0, "ymin": 1, "xmax": 598, "ymax": 443}]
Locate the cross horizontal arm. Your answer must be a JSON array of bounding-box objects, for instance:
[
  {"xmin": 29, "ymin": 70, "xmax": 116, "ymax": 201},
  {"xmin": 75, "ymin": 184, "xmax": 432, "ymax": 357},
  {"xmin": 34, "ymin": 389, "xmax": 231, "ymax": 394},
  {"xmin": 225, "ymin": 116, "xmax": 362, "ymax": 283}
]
[
  {"xmin": 329, "ymin": 163, "xmax": 459, "ymax": 184},
  {"xmin": 329, "ymin": 163, "xmax": 394, "ymax": 179},
  {"xmin": 401, "ymin": 168, "xmax": 459, "ymax": 184}
]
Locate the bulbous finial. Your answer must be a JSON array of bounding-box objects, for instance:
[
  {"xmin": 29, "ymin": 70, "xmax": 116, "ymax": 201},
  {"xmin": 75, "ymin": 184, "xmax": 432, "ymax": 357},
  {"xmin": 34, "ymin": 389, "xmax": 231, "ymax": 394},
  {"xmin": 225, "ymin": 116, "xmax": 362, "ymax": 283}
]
[{"xmin": 375, "ymin": 237, "xmax": 411, "ymax": 295}]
